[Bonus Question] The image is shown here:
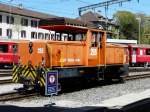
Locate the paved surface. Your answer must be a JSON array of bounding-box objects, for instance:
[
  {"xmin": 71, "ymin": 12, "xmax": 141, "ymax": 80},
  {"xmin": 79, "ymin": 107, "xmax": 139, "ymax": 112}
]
[{"xmin": 0, "ymin": 102, "xmax": 150, "ymax": 112}]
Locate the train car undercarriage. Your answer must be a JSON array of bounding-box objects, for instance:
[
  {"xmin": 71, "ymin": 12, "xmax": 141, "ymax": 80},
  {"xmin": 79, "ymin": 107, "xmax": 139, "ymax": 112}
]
[{"xmin": 12, "ymin": 63, "xmax": 128, "ymax": 93}]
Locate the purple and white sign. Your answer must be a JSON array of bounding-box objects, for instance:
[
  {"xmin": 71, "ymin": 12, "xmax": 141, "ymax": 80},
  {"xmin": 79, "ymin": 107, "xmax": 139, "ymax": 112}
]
[{"xmin": 45, "ymin": 71, "xmax": 58, "ymax": 95}]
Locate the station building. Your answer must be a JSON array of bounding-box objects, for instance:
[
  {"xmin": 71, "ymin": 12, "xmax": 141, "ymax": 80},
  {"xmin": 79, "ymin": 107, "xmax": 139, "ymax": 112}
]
[{"xmin": 0, "ymin": 3, "xmax": 57, "ymax": 40}]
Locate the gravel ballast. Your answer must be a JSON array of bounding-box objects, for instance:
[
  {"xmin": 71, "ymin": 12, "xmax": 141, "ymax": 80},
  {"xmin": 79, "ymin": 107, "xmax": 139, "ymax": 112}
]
[{"xmin": 1, "ymin": 78, "xmax": 150, "ymax": 107}]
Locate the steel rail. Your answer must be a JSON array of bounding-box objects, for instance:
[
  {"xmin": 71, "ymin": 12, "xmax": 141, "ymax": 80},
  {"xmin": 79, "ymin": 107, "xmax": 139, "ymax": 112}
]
[{"xmin": 0, "ymin": 91, "xmax": 38, "ymax": 102}]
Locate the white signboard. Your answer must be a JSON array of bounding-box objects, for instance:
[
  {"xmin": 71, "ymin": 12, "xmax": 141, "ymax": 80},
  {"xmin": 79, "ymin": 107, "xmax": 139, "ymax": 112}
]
[{"xmin": 90, "ymin": 48, "xmax": 97, "ymax": 56}]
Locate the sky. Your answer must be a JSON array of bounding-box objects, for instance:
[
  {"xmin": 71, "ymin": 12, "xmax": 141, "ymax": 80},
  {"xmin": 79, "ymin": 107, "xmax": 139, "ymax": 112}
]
[{"xmin": 0, "ymin": 0, "xmax": 150, "ymax": 19}]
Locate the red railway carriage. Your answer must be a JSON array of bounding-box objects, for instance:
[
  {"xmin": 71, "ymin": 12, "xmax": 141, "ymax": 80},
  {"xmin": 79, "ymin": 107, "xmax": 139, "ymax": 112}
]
[
  {"xmin": 0, "ymin": 41, "xmax": 19, "ymax": 68},
  {"xmin": 128, "ymin": 44, "xmax": 150, "ymax": 67}
]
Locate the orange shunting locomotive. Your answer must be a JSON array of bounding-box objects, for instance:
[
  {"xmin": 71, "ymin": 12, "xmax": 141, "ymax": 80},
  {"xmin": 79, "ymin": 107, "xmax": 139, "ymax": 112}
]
[{"xmin": 13, "ymin": 17, "xmax": 129, "ymax": 90}]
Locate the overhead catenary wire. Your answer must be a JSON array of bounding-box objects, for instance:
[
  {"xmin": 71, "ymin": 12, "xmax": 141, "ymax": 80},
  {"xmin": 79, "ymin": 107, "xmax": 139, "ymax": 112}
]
[
  {"xmin": 78, "ymin": 0, "xmax": 140, "ymax": 16},
  {"xmin": 76, "ymin": 0, "xmax": 91, "ymax": 5}
]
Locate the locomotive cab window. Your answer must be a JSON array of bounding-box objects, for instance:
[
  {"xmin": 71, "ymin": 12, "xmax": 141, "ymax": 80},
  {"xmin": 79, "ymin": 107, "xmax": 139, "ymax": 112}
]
[
  {"xmin": 0, "ymin": 44, "xmax": 8, "ymax": 53},
  {"xmin": 91, "ymin": 32, "xmax": 101, "ymax": 47},
  {"xmin": 146, "ymin": 49, "xmax": 150, "ymax": 55},
  {"xmin": 75, "ymin": 33, "xmax": 85, "ymax": 41},
  {"xmin": 52, "ymin": 32, "xmax": 86, "ymax": 41},
  {"xmin": 45, "ymin": 33, "xmax": 50, "ymax": 40},
  {"xmin": 56, "ymin": 33, "xmax": 61, "ymax": 41}
]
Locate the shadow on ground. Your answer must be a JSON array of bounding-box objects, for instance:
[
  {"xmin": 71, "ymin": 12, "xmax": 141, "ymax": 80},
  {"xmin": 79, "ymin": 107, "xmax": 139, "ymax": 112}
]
[
  {"xmin": 0, "ymin": 105, "xmax": 122, "ymax": 112},
  {"xmin": 1, "ymin": 98, "xmax": 150, "ymax": 112}
]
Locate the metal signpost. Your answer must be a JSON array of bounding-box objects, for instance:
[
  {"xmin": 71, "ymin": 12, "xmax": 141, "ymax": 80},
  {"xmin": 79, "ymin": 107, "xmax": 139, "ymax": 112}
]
[{"xmin": 45, "ymin": 70, "xmax": 58, "ymax": 106}]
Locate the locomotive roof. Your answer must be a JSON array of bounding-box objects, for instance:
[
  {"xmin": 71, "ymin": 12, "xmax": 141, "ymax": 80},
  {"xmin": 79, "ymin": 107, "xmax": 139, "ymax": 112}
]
[
  {"xmin": 39, "ymin": 17, "xmax": 105, "ymax": 33},
  {"xmin": 129, "ymin": 44, "xmax": 150, "ymax": 48}
]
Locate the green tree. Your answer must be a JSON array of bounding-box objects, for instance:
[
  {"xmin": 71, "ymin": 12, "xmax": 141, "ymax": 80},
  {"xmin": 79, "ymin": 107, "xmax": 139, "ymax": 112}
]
[
  {"xmin": 113, "ymin": 11, "xmax": 139, "ymax": 40},
  {"xmin": 136, "ymin": 13, "xmax": 150, "ymax": 44}
]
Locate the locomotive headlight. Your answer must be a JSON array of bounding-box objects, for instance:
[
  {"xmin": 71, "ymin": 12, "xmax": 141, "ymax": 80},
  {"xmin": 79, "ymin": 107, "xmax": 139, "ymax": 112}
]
[{"xmin": 28, "ymin": 42, "xmax": 33, "ymax": 54}]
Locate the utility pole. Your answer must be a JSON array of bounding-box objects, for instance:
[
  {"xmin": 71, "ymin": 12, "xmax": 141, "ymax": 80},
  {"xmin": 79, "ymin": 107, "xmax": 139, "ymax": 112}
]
[
  {"xmin": 136, "ymin": 17, "xmax": 141, "ymax": 44},
  {"xmin": 78, "ymin": 0, "xmax": 139, "ymax": 16},
  {"xmin": 8, "ymin": 0, "xmax": 13, "ymax": 39}
]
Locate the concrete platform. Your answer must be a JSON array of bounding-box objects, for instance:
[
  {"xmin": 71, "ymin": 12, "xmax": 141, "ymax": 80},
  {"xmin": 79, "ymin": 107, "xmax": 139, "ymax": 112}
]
[
  {"xmin": 0, "ymin": 83, "xmax": 23, "ymax": 94},
  {"xmin": 93, "ymin": 89, "xmax": 150, "ymax": 112}
]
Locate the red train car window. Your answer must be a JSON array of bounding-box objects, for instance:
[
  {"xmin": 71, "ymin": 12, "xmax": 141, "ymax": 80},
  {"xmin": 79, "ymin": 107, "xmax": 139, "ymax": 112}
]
[
  {"xmin": 0, "ymin": 44, "xmax": 8, "ymax": 53},
  {"xmin": 133, "ymin": 48, "xmax": 136, "ymax": 55},
  {"xmin": 12, "ymin": 44, "xmax": 18, "ymax": 53},
  {"xmin": 146, "ymin": 49, "xmax": 150, "ymax": 55}
]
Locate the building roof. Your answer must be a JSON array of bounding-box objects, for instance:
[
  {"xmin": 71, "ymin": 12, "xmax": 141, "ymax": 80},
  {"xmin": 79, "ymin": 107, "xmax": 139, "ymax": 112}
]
[
  {"xmin": 40, "ymin": 17, "xmax": 87, "ymax": 27},
  {"xmin": 78, "ymin": 11, "xmax": 101, "ymax": 22},
  {"xmin": 0, "ymin": 3, "xmax": 57, "ymax": 19},
  {"xmin": 39, "ymin": 17, "xmax": 90, "ymax": 33},
  {"xmin": 78, "ymin": 11, "xmax": 117, "ymax": 29}
]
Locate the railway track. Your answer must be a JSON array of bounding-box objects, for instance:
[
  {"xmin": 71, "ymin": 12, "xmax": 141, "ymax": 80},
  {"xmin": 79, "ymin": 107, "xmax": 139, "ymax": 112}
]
[
  {"xmin": 129, "ymin": 67, "xmax": 150, "ymax": 72},
  {"xmin": 0, "ymin": 91, "xmax": 38, "ymax": 102},
  {"xmin": 126, "ymin": 67, "xmax": 150, "ymax": 81},
  {"xmin": 123, "ymin": 73, "xmax": 150, "ymax": 81},
  {"xmin": 0, "ymin": 69, "xmax": 12, "ymax": 84},
  {"xmin": 0, "ymin": 67, "xmax": 149, "ymax": 102},
  {"xmin": 0, "ymin": 79, "xmax": 12, "ymax": 84}
]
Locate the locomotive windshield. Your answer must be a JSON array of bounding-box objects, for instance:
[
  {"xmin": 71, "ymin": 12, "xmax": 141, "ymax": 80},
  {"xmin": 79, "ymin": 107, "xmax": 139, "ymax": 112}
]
[{"xmin": 0, "ymin": 44, "xmax": 8, "ymax": 53}]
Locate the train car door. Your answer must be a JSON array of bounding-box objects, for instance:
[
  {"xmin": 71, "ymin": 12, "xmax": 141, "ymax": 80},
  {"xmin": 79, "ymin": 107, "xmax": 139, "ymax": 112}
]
[{"xmin": 132, "ymin": 48, "xmax": 137, "ymax": 63}]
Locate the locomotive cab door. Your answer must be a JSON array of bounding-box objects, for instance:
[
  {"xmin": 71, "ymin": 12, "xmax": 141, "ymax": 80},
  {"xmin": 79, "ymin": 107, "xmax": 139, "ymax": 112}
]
[{"xmin": 88, "ymin": 31, "xmax": 102, "ymax": 66}]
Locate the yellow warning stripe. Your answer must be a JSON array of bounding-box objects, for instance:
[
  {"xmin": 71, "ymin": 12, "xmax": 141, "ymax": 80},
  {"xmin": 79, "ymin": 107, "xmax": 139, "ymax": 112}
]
[
  {"xmin": 22, "ymin": 66, "xmax": 28, "ymax": 74},
  {"xmin": 13, "ymin": 65, "xmax": 17, "ymax": 71},
  {"xmin": 12, "ymin": 66, "xmax": 18, "ymax": 82},
  {"xmin": 12, "ymin": 67, "xmax": 20, "ymax": 77},
  {"xmin": 13, "ymin": 73, "xmax": 18, "ymax": 81},
  {"xmin": 39, "ymin": 81, "xmax": 42, "ymax": 86},
  {"xmin": 12, "ymin": 77, "xmax": 17, "ymax": 82},
  {"xmin": 24, "ymin": 70, "xmax": 30, "ymax": 77},
  {"xmin": 12, "ymin": 64, "xmax": 54, "ymax": 88},
  {"xmin": 41, "ymin": 78, "xmax": 45, "ymax": 86},
  {"xmin": 28, "ymin": 72, "xmax": 35, "ymax": 80},
  {"xmin": 30, "ymin": 69, "xmax": 36, "ymax": 78}
]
